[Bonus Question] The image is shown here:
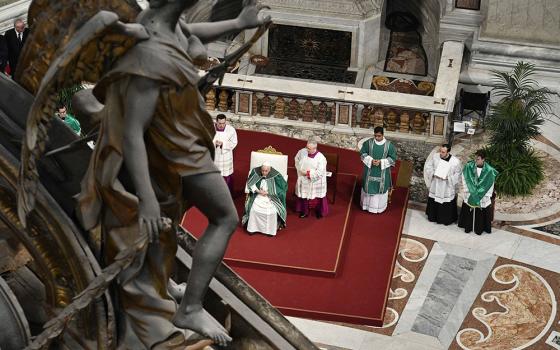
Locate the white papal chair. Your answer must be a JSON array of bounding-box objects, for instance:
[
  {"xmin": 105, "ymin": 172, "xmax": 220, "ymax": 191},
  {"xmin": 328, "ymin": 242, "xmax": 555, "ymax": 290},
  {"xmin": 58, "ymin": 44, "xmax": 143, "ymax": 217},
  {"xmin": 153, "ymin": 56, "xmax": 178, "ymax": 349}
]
[{"xmin": 248, "ymin": 146, "xmax": 289, "ymax": 182}]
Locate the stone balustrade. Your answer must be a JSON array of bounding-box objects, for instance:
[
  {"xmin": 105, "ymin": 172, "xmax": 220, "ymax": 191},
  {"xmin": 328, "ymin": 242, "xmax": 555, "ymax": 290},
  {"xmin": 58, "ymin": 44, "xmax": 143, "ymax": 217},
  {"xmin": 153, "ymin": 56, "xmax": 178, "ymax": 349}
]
[{"xmin": 204, "ymin": 78, "xmax": 449, "ymax": 140}]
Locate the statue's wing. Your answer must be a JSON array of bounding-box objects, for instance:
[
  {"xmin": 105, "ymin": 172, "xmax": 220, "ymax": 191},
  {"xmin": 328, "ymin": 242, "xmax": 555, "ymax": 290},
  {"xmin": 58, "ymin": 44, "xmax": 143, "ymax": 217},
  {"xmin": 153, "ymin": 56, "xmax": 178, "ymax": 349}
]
[
  {"xmin": 17, "ymin": 10, "xmax": 146, "ymax": 226},
  {"xmin": 17, "ymin": 0, "xmax": 141, "ymax": 93}
]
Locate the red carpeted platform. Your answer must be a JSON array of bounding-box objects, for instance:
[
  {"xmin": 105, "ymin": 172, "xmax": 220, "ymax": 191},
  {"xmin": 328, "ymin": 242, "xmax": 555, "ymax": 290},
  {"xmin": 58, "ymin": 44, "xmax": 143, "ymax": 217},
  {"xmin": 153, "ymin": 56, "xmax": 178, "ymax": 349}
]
[
  {"xmin": 181, "ymin": 129, "xmax": 410, "ymax": 326},
  {"xmin": 182, "ymin": 169, "xmax": 356, "ymax": 275}
]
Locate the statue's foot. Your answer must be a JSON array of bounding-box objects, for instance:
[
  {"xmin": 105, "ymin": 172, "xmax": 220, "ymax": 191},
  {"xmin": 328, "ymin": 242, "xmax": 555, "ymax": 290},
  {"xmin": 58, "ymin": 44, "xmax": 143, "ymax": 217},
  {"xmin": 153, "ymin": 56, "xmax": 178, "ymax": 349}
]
[{"xmin": 172, "ymin": 308, "xmax": 231, "ymax": 347}]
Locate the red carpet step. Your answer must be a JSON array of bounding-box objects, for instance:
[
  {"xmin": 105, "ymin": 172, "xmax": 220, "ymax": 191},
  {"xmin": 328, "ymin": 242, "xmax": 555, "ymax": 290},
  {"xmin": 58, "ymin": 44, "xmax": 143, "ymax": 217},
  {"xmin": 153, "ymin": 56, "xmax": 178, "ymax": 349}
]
[
  {"xmin": 181, "ymin": 129, "xmax": 411, "ymax": 326},
  {"xmin": 182, "ymin": 170, "xmax": 357, "ymax": 276}
]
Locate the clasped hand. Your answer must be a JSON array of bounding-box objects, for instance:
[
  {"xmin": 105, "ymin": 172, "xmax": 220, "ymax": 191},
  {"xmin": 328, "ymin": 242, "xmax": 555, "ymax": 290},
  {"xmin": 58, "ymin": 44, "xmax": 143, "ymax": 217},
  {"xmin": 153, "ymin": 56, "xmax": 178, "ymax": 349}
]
[
  {"xmin": 372, "ymin": 159, "xmax": 381, "ymax": 166},
  {"xmin": 236, "ymin": 0, "xmax": 272, "ymax": 29},
  {"xmin": 139, "ymin": 197, "xmax": 169, "ymax": 243}
]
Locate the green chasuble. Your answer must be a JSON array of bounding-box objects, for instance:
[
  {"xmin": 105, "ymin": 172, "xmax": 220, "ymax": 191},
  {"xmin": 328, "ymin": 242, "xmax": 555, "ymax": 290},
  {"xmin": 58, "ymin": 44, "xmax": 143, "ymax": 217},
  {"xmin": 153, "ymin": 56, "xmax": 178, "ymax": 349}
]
[
  {"xmin": 360, "ymin": 138, "xmax": 397, "ymax": 194},
  {"xmin": 242, "ymin": 167, "xmax": 288, "ymax": 225},
  {"xmin": 63, "ymin": 114, "xmax": 81, "ymax": 135},
  {"xmin": 463, "ymin": 161, "xmax": 498, "ymax": 207}
]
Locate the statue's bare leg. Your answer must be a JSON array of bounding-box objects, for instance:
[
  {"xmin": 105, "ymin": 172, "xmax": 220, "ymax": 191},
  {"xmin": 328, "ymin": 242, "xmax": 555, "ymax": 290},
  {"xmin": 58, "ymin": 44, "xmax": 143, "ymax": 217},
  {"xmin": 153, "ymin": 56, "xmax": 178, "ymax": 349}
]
[{"xmin": 172, "ymin": 172, "xmax": 238, "ymax": 346}]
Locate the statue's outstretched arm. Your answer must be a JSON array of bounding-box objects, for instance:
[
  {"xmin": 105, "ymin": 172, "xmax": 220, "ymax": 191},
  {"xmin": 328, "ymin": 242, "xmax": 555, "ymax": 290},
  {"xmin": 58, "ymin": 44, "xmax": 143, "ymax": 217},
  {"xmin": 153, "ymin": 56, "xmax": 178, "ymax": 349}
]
[
  {"xmin": 123, "ymin": 76, "xmax": 163, "ymax": 242},
  {"xmin": 182, "ymin": 2, "xmax": 270, "ymax": 44}
]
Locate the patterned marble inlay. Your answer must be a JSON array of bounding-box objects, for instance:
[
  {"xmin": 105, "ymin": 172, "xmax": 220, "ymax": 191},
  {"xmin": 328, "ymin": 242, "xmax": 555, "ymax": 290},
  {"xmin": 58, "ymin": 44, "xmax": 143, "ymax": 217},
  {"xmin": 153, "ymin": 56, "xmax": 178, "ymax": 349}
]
[
  {"xmin": 456, "ymin": 264, "xmax": 556, "ymax": 350},
  {"xmin": 411, "ymin": 255, "xmax": 477, "ymax": 336},
  {"xmin": 382, "ymin": 237, "xmax": 430, "ymax": 329}
]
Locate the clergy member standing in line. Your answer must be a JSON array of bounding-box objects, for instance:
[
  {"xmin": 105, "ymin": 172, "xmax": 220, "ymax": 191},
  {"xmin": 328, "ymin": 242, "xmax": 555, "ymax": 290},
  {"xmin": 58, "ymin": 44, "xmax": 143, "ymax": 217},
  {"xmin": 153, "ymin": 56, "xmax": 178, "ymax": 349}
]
[
  {"xmin": 294, "ymin": 140, "xmax": 329, "ymax": 218},
  {"xmin": 360, "ymin": 127, "xmax": 397, "ymax": 214},
  {"xmin": 213, "ymin": 114, "xmax": 238, "ymax": 194},
  {"xmin": 424, "ymin": 144, "xmax": 462, "ymax": 225},
  {"xmin": 242, "ymin": 162, "xmax": 288, "ymax": 236},
  {"xmin": 458, "ymin": 149, "xmax": 498, "ymax": 235}
]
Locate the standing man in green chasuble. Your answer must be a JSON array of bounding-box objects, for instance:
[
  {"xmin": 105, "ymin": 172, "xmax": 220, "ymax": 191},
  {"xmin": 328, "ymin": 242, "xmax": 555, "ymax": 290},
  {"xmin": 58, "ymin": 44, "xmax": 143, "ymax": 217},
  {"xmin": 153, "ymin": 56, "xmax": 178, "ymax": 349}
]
[
  {"xmin": 458, "ymin": 149, "xmax": 498, "ymax": 235},
  {"xmin": 242, "ymin": 162, "xmax": 288, "ymax": 236},
  {"xmin": 360, "ymin": 127, "xmax": 397, "ymax": 214}
]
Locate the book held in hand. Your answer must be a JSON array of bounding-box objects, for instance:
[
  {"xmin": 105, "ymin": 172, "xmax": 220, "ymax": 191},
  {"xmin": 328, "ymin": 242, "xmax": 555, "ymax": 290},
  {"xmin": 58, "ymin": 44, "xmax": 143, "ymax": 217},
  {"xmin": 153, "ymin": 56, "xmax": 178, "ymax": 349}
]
[{"xmin": 434, "ymin": 159, "xmax": 451, "ymax": 179}]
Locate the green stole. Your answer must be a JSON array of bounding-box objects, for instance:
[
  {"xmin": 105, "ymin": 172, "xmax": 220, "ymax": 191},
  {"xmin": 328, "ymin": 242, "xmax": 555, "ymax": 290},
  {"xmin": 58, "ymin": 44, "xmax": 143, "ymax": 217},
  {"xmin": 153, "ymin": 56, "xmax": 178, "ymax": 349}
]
[
  {"xmin": 361, "ymin": 139, "xmax": 396, "ymax": 194},
  {"xmin": 463, "ymin": 161, "xmax": 498, "ymax": 207},
  {"xmin": 242, "ymin": 167, "xmax": 288, "ymax": 225}
]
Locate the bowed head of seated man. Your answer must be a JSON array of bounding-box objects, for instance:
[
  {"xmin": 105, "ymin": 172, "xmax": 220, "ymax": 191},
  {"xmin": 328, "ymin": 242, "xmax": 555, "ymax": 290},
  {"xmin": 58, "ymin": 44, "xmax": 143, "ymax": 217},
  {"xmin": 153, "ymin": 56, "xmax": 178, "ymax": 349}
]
[{"xmin": 242, "ymin": 162, "xmax": 288, "ymax": 236}]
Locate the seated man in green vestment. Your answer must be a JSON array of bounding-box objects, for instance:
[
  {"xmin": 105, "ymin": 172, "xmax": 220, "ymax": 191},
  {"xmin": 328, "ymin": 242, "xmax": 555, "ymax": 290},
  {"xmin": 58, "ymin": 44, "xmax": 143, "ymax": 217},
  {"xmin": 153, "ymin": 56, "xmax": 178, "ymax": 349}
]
[
  {"xmin": 56, "ymin": 104, "xmax": 81, "ymax": 135},
  {"xmin": 458, "ymin": 149, "xmax": 498, "ymax": 235},
  {"xmin": 360, "ymin": 126, "xmax": 398, "ymax": 214},
  {"xmin": 242, "ymin": 162, "xmax": 288, "ymax": 236}
]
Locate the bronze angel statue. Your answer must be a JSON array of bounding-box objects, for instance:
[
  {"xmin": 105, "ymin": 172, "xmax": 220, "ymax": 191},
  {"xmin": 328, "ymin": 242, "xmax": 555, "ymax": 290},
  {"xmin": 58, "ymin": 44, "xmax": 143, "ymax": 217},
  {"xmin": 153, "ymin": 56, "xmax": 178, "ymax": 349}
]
[{"xmin": 17, "ymin": 0, "xmax": 270, "ymax": 348}]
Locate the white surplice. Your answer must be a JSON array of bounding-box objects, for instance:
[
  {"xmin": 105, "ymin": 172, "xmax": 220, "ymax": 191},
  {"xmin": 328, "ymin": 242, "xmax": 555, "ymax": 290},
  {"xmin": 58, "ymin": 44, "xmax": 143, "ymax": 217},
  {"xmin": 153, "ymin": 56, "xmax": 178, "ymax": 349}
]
[
  {"xmin": 360, "ymin": 190, "xmax": 388, "ymax": 214},
  {"xmin": 246, "ymin": 180, "xmax": 278, "ymax": 236},
  {"xmin": 213, "ymin": 124, "xmax": 238, "ymax": 176},
  {"xmin": 424, "ymin": 153, "xmax": 462, "ymax": 203},
  {"xmin": 294, "ymin": 149, "xmax": 327, "ymax": 199}
]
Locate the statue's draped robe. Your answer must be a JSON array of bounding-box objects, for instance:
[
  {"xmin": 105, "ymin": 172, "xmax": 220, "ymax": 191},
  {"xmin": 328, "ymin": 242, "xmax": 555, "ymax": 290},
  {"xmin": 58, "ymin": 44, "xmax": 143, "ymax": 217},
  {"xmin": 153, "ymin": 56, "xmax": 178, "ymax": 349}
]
[
  {"xmin": 77, "ymin": 28, "xmax": 218, "ymax": 349},
  {"xmin": 424, "ymin": 153, "xmax": 462, "ymax": 225},
  {"xmin": 242, "ymin": 167, "xmax": 287, "ymax": 236},
  {"xmin": 360, "ymin": 138, "xmax": 397, "ymax": 214}
]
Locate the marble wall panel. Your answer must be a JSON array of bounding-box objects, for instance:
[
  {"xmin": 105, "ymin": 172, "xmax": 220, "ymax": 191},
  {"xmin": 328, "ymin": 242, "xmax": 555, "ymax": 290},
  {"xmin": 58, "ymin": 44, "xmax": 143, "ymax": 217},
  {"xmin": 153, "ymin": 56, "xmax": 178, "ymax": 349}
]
[{"xmin": 480, "ymin": 0, "xmax": 560, "ymax": 46}]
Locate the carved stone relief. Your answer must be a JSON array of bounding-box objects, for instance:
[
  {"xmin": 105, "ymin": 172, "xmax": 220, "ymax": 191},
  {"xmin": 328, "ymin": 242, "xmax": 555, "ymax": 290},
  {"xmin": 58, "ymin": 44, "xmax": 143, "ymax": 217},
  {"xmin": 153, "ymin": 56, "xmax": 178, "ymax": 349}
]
[{"xmin": 259, "ymin": 0, "xmax": 383, "ymax": 19}]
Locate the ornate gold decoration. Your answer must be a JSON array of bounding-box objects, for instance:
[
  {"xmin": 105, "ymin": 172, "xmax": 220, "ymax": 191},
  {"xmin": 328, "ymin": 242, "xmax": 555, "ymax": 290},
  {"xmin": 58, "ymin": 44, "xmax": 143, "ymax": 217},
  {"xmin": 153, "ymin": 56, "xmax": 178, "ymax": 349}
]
[
  {"xmin": 25, "ymin": 231, "xmax": 153, "ymax": 350},
  {"xmin": 250, "ymin": 55, "xmax": 269, "ymax": 67},
  {"xmin": 18, "ymin": 0, "xmax": 141, "ymax": 93},
  {"xmin": 257, "ymin": 146, "xmax": 283, "ymax": 155},
  {"xmin": 197, "ymin": 56, "xmax": 220, "ymax": 71},
  {"xmin": 0, "ymin": 145, "xmax": 111, "ymax": 344},
  {"xmin": 372, "ymin": 76, "xmax": 435, "ymax": 96}
]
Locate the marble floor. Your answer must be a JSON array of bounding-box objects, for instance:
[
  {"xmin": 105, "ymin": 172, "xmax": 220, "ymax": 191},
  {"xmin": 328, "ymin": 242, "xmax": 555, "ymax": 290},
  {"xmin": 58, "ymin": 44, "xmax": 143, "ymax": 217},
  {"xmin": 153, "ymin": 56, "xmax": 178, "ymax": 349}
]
[{"xmin": 288, "ymin": 207, "xmax": 560, "ymax": 350}]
